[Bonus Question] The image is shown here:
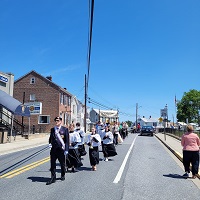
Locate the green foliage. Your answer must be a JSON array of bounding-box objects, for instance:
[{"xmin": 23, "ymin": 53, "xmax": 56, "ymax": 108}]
[
  {"xmin": 177, "ymin": 89, "xmax": 200, "ymax": 124},
  {"xmin": 125, "ymin": 120, "xmax": 132, "ymax": 127}
]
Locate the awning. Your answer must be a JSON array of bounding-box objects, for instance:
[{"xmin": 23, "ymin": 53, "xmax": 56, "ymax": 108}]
[{"xmin": 0, "ymin": 90, "xmax": 30, "ymax": 117}]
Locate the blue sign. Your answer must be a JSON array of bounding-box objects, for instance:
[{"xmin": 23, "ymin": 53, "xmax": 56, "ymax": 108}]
[
  {"xmin": 24, "ymin": 102, "xmax": 42, "ymax": 115},
  {"xmin": 0, "ymin": 75, "xmax": 8, "ymax": 83}
]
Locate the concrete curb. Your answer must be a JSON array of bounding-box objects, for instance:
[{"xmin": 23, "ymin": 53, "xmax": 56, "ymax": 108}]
[{"xmin": 155, "ymin": 134, "xmax": 200, "ymax": 179}]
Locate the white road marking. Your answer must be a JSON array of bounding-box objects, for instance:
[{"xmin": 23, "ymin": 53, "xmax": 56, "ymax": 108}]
[{"xmin": 113, "ymin": 134, "xmax": 138, "ymax": 184}]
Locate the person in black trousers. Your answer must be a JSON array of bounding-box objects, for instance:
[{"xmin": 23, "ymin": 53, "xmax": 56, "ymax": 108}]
[
  {"xmin": 181, "ymin": 125, "xmax": 200, "ymax": 179},
  {"xmin": 46, "ymin": 117, "xmax": 69, "ymax": 185}
]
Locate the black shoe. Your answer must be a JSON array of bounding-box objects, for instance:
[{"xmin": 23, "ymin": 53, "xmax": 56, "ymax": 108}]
[
  {"xmin": 66, "ymin": 168, "xmax": 69, "ymax": 173},
  {"xmin": 46, "ymin": 177, "xmax": 56, "ymax": 185},
  {"xmin": 182, "ymin": 172, "xmax": 189, "ymax": 178},
  {"xmin": 60, "ymin": 176, "xmax": 65, "ymax": 181},
  {"xmin": 72, "ymin": 168, "xmax": 79, "ymax": 173}
]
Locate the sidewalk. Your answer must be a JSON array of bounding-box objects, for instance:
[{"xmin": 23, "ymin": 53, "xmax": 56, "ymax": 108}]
[
  {"xmin": 155, "ymin": 132, "xmax": 200, "ymax": 179},
  {"xmin": 0, "ymin": 132, "xmax": 90, "ymax": 156},
  {"xmin": 0, "ymin": 134, "xmax": 49, "ymax": 156}
]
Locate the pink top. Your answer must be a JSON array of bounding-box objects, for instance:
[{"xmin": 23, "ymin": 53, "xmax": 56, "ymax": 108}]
[{"xmin": 181, "ymin": 132, "xmax": 200, "ymax": 151}]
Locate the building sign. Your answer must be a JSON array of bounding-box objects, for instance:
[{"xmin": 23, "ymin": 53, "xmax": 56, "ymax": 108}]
[
  {"xmin": 25, "ymin": 102, "xmax": 42, "ymax": 115},
  {"xmin": 0, "ymin": 75, "xmax": 8, "ymax": 83}
]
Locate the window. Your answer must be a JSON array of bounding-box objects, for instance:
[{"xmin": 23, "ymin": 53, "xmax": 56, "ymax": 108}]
[
  {"xmin": 0, "ymin": 81, "xmax": 6, "ymax": 87},
  {"xmin": 73, "ymin": 105, "xmax": 75, "ymax": 114},
  {"xmin": 60, "ymin": 93, "xmax": 64, "ymax": 104},
  {"xmin": 68, "ymin": 96, "xmax": 71, "ymax": 106},
  {"xmin": 30, "ymin": 77, "xmax": 35, "ymax": 84},
  {"xmin": 38, "ymin": 115, "xmax": 50, "ymax": 124},
  {"xmin": 63, "ymin": 95, "xmax": 67, "ymax": 105},
  {"xmin": 30, "ymin": 94, "xmax": 36, "ymax": 101}
]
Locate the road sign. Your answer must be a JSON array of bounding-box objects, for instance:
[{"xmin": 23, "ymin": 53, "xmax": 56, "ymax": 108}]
[
  {"xmin": 158, "ymin": 117, "xmax": 163, "ymax": 122},
  {"xmin": 160, "ymin": 108, "xmax": 167, "ymax": 118}
]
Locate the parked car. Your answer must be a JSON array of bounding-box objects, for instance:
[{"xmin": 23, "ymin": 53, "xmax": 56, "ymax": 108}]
[
  {"xmin": 128, "ymin": 126, "xmax": 136, "ymax": 133},
  {"xmin": 140, "ymin": 126, "xmax": 154, "ymax": 136}
]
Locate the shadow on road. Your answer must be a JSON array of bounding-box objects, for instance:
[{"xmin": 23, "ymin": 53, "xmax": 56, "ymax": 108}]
[
  {"xmin": 163, "ymin": 174, "xmax": 186, "ymax": 179},
  {"xmin": 27, "ymin": 176, "xmax": 50, "ymax": 182}
]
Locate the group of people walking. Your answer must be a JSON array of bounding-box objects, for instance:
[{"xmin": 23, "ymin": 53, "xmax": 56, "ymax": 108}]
[
  {"xmin": 46, "ymin": 116, "xmax": 199, "ymax": 185},
  {"xmin": 46, "ymin": 117, "xmax": 129, "ymax": 185}
]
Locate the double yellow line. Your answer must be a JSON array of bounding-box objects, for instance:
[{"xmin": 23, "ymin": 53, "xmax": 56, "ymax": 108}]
[{"xmin": 0, "ymin": 157, "xmax": 50, "ymax": 178}]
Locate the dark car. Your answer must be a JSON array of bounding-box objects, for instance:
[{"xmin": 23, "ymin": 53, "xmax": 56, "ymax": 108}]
[{"xmin": 140, "ymin": 126, "xmax": 154, "ymax": 136}]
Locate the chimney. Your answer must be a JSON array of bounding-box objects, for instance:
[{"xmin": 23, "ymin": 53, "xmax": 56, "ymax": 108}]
[{"xmin": 46, "ymin": 76, "xmax": 52, "ymax": 81}]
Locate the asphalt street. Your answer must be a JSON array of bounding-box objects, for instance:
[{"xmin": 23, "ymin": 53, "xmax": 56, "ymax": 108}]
[{"xmin": 0, "ymin": 133, "xmax": 200, "ymax": 200}]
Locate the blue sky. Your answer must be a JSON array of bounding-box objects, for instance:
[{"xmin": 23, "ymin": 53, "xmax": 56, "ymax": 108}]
[{"xmin": 0, "ymin": 0, "xmax": 200, "ymax": 123}]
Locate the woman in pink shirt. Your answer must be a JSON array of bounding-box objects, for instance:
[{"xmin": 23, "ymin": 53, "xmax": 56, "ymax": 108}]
[{"xmin": 181, "ymin": 125, "xmax": 200, "ymax": 178}]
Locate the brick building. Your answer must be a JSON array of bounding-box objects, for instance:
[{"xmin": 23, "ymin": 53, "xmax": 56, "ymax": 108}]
[{"xmin": 13, "ymin": 70, "xmax": 72, "ymax": 133}]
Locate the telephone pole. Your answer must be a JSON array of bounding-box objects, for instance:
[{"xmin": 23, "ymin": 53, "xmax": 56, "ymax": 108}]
[
  {"xmin": 136, "ymin": 103, "xmax": 138, "ymax": 126},
  {"xmin": 84, "ymin": 74, "xmax": 87, "ymax": 133}
]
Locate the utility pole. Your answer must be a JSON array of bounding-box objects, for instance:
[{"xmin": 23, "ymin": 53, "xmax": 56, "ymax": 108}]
[
  {"xmin": 99, "ymin": 108, "xmax": 100, "ymax": 121},
  {"xmin": 84, "ymin": 74, "xmax": 87, "ymax": 133},
  {"xmin": 165, "ymin": 104, "xmax": 168, "ymax": 128},
  {"xmin": 136, "ymin": 103, "xmax": 138, "ymax": 126},
  {"xmin": 22, "ymin": 92, "xmax": 25, "ymax": 134}
]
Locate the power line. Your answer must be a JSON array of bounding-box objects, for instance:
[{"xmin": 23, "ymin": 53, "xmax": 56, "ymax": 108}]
[
  {"xmin": 84, "ymin": 0, "xmax": 94, "ymax": 132},
  {"xmin": 88, "ymin": 97, "xmax": 113, "ymax": 110},
  {"xmin": 86, "ymin": 0, "xmax": 94, "ymax": 93},
  {"xmin": 88, "ymin": 97, "xmax": 134, "ymax": 118}
]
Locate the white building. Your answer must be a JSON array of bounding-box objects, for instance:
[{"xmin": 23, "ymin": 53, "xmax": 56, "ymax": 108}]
[
  {"xmin": 90, "ymin": 108, "xmax": 119, "ymax": 124},
  {"xmin": 0, "ymin": 72, "xmax": 15, "ymax": 127},
  {"xmin": 71, "ymin": 96, "xmax": 91, "ymax": 131},
  {"xmin": 137, "ymin": 117, "xmax": 159, "ymax": 127},
  {"xmin": 0, "ymin": 71, "xmax": 14, "ymax": 95}
]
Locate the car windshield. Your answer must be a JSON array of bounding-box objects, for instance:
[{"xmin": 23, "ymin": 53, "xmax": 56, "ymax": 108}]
[{"xmin": 142, "ymin": 126, "xmax": 152, "ymax": 129}]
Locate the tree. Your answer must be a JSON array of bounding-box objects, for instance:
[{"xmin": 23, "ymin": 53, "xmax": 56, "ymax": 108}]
[
  {"xmin": 177, "ymin": 89, "xmax": 200, "ymax": 124},
  {"xmin": 125, "ymin": 120, "xmax": 132, "ymax": 127}
]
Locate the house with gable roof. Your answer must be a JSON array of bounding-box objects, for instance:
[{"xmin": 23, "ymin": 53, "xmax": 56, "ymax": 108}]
[
  {"xmin": 137, "ymin": 117, "xmax": 159, "ymax": 127},
  {"xmin": 90, "ymin": 108, "xmax": 119, "ymax": 124},
  {"xmin": 13, "ymin": 70, "xmax": 74, "ymax": 133}
]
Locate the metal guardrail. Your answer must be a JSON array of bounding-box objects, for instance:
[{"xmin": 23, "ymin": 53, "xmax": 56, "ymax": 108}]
[{"xmin": 156, "ymin": 128, "xmax": 200, "ymax": 138}]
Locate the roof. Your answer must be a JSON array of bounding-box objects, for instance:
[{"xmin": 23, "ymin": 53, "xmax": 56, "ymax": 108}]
[
  {"xmin": 138, "ymin": 117, "xmax": 158, "ymax": 123},
  {"xmin": 0, "ymin": 90, "xmax": 30, "ymax": 116},
  {"xmin": 14, "ymin": 70, "xmax": 73, "ymax": 96}
]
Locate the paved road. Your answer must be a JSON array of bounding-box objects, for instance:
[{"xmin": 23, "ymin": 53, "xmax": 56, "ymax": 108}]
[{"xmin": 0, "ymin": 133, "xmax": 199, "ymax": 200}]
